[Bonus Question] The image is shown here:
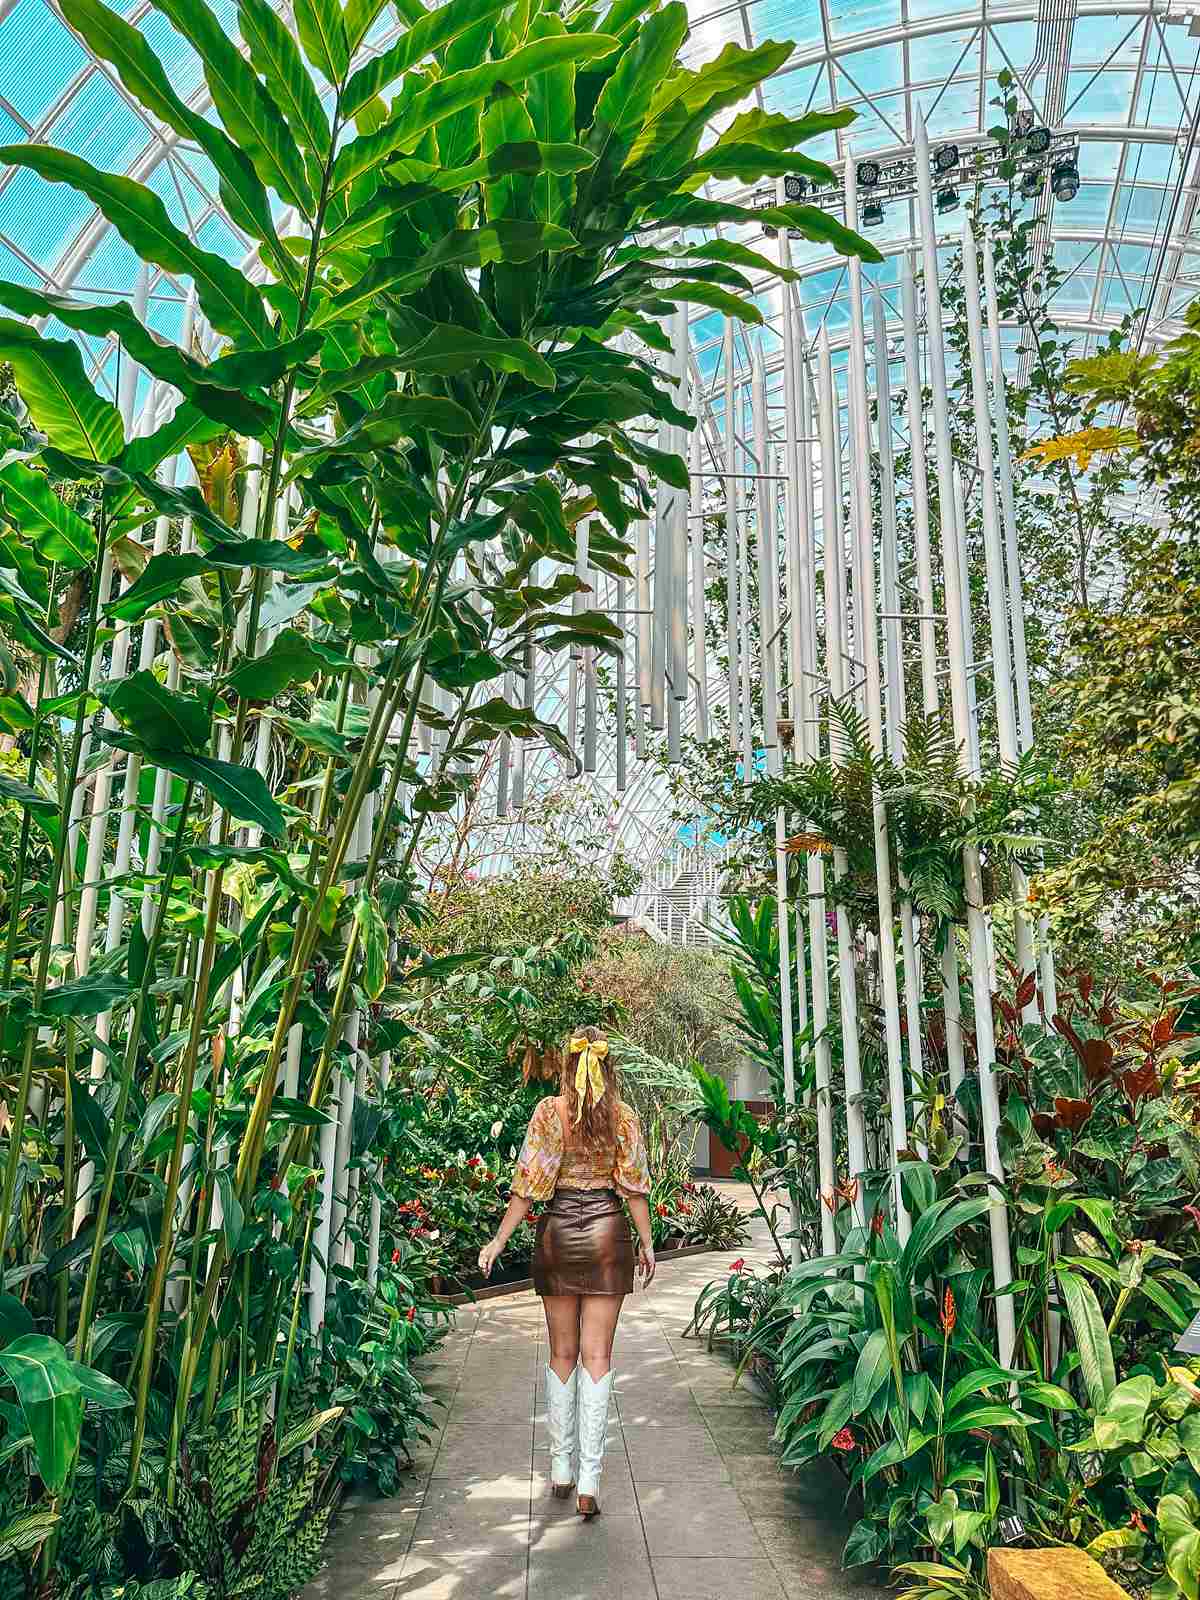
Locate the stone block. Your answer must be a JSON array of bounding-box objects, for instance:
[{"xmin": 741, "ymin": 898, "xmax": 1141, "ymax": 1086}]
[{"xmin": 989, "ymin": 1547, "xmax": 1131, "ymax": 1600}]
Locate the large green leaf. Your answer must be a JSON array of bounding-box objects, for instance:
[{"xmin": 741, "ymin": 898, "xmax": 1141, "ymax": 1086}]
[
  {"xmin": 353, "ymin": 891, "xmax": 388, "ymax": 1000},
  {"xmin": 396, "ymin": 322, "xmax": 555, "ymax": 388},
  {"xmin": 40, "ymin": 972, "xmax": 135, "ymax": 1018},
  {"xmin": 1056, "ymin": 1267, "xmax": 1116, "ymax": 1409},
  {"xmin": 0, "ymin": 320, "xmax": 122, "ymax": 462},
  {"xmin": 1092, "ymin": 1373, "xmax": 1156, "ymax": 1449},
  {"xmin": 851, "ymin": 1329, "xmax": 891, "ymax": 1415},
  {"xmin": 713, "ymin": 105, "xmax": 856, "ymax": 152},
  {"xmin": 1160, "ymin": 1493, "xmax": 1200, "ymax": 1600},
  {"xmin": 227, "ymin": 628, "xmax": 328, "ymax": 698},
  {"xmin": 0, "ymin": 1335, "xmax": 83, "ymax": 1494},
  {"xmin": 68, "ymin": 1361, "xmax": 132, "ymax": 1410},
  {"xmin": 585, "ymin": 3, "xmax": 689, "ymax": 189},
  {"xmin": 0, "ymin": 281, "xmax": 274, "ymax": 435},
  {"xmin": 107, "ymin": 544, "xmax": 332, "ymax": 622},
  {"xmin": 332, "ymin": 33, "xmax": 619, "ymax": 192},
  {"xmin": 239, "ymin": 0, "xmax": 330, "ymax": 160},
  {"xmin": 296, "ymin": 393, "xmax": 479, "ymax": 456},
  {"xmin": 897, "ymin": 1194, "xmax": 989, "ymax": 1279},
  {"xmin": 117, "ymin": 404, "xmax": 225, "ymax": 480},
  {"xmin": 0, "ymin": 147, "xmax": 274, "ymax": 348},
  {"xmin": 526, "ymin": 13, "xmax": 578, "ymax": 224},
  {"xmin": 103, "ymin": 733, "xmax": 286, "ymax": 836},
  {"xmin": 320, "ymin": 219, "xmax": 577, "ymax": 322},
  {"xmin": 0, "ymin": 461, "xmax": 96, "ymax": 569},
  {"xmin": 98, "ymin": 670, "xmax": 210, "ymax": 754},
  {"xmin": 292, "ymin": 0, "xmax": 350, "ymax": 85},
  {"xmin": 150, "ymin": 0, "xmax": 313, "ymax": 214},
  {"xmin": 342, "ymin": 0, "xmax": 510, "ymax": 115},
  {"xmin": 57, "ymin": 0, "xmax": 284, "ymax": 267},
  {"xmin": 685, "ymin": 143, "xmax": 834, "ymax": 184},
  {"xmin": 647, "ymin": 193, "xmax": 884, "ymax": 265}
]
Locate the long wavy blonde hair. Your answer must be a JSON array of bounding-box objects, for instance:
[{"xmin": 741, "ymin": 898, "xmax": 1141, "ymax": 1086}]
[{"xmin": 558, "ymin": 1025, "xmax": 621, "ymax": 1151}]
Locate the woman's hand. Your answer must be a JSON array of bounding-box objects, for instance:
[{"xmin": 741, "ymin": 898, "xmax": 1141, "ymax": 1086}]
[
  {"xmin": 478, "ymin": 1238, "xmax": 503, "ymax": 1279},
  {"xmin": 637, "ymin": 1240, "xmax": 656, "ymax": 1288}
]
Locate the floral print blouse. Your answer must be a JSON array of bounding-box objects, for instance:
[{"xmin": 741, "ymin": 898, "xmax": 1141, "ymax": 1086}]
[{"xmin": 511, "ymin": 1097, "xmax": 651, "ymax": 1202}]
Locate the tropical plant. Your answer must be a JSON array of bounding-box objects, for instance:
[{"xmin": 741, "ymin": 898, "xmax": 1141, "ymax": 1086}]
[{"xmin": 0, "ymin": 0, "xmax": 882, "ymax": 1578}]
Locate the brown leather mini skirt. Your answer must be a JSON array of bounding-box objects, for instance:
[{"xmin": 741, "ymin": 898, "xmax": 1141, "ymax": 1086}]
[{"xmin": 533, "ymin": 1187, "xmax": 635, "ymax": 1297}]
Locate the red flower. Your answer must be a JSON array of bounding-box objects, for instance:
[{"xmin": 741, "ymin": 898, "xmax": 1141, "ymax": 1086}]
[
  {"xmin": 485, "ymin": 1171, "xmax": 496, "ymax": 1183},
  {"xmin": 406, "ymin": 1306, "xmax": 416, "ymax": 1323},
  {"xmin": 466, "ymin": 1155, "xmax": 483, "ymax": 1169},
  {"xmin": 655, "ymin": 1203, "xmax": 668, "ymax": 1217},
  {"xmin": 1186, "ymin": 1205, "xmax": 1200, "ymax": 1228},
  {"xmin": 870, "ymin": 1212, "xmax": 884, "ymax": 1236},
  {"xmin": 940, "ymin": 1287, "xmax": 957, "ymax": 1337},
  {"xmin": 831, "ymin": 1427, "xmax": 856, "ymax": 1452},
  {"xmin": 679, "ymin": 1203, "xmax": 693, "ymax": 1215},
  {"xmin": 729, "ymin": 1259, "xmax": 746, "ymax": 1274},
  {"xmin": 391, "ymin": 1249, "xmax": 400, "ymax": 1265}
]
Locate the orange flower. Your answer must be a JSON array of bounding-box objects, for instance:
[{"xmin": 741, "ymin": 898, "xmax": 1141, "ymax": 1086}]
[
  {"xmin": 940, "ymin": 1286, "xmax": 957, "ymax": 1337},
  {"xmin": 831, "ymin": 1427, "xmax": 856, "ymax": 1451}
]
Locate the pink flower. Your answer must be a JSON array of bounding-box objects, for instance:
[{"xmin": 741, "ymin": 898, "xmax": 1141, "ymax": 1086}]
[
  {"xmin": 729, "ymin": 1258, "xmax": 746, "ymax": 1274},
  {"xmin": 831, "ymin": 1427, "xmax": 856, "ymax": 1452}
]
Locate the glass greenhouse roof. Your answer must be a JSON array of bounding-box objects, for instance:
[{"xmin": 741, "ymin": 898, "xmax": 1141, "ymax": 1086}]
[{"xmin": 1, "ymin": 0, "xmax": 1196, "ymax": 404}]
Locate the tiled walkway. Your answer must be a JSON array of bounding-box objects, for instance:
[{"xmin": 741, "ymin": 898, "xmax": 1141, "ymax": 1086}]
[{"xmin": 306, "ymin": 1192, "xmax": 875, "ymax": 1600}]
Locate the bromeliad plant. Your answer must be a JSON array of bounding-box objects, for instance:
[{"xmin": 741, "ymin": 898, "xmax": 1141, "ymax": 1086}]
[{"xmin": 0, "ymin": 0, "xmax": 882, "ymax": 1578}]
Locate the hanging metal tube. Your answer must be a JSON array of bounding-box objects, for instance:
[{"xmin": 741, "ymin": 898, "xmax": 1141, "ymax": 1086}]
[
  {"xmin": 900, "ymin": 256, "xmax": 940, "ymax": 720},
  {"xmin": 816, "ymin": 324, "xmax": 866, "ymax": 1232},
  {"xmin": 797, "ymin": 355, "xmax": 837, "ymax": 1256},
  {"xmin": 873, "ymin": 288, "xmax": 928, "ymax": 1164},
  {"xmin": 982, "ymin": 233, "xmax": 1058, "ymax": 1021},
  {"xmin": 915, "ymin": 110, "xmax": 1016, "ymax": 1365},
  {"xmin": 845, "ymin": 157, "xmax": 910, "ymax": 1239},
  {"xmin": 723, "ymin": 319, "xmax": 740, "ymax": 752},
  {"xmin": 962, "ymin": 216, "xmax": 1038, "ymax": 1006},
  {"xmin": 689, "ymin": 398, "xmax": 710, "ymax": 743}
]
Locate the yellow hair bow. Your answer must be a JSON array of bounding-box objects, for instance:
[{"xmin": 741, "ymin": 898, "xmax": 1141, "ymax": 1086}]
[{"xmin": 568, "ymin": 1036, "xmax": 609, "ymax": 1123}]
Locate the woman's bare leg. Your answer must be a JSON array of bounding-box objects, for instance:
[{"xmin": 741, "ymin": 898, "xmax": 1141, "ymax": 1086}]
[
  {"xmin": 579, "ymin": 1293, "xmax": 625, "ymax": 1379},
  {"xmin": 542, "ymin": 1293, "xmax": 581, "ymax": 1379}
]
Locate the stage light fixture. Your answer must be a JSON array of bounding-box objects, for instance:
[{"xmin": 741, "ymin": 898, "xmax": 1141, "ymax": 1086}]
[
  {"xmin": 856, "ymin": 159, "xmax": 882, "ymax": 188},
  {"xmin": 783, "ymin": 173, "xmax": 807, "ymax": 201},
  {"xmin": 1019, "ymin": 169, "xmax": 1044, "ymax": 199},
  {"xmin": 936, "ymin": 185, "xmax": 960, "ymax": 213},
  {"xmin": 863, "ymin": 200, "xmax": 884, "ymax": 226},
  {"xmin": 1014, "ymin": 108, "xmax": 1035, "ymax": 136},
  {"xmin": 1027, "ymin": 125, "xmax": 1052, "ymax": 155},
  {"xmin": 1051, "ymin": 158, "xmax": 1079, "ymax": 201},
  {"xmin": 933, "ymin": 143, "xmax": 959, "ymax": 174}
]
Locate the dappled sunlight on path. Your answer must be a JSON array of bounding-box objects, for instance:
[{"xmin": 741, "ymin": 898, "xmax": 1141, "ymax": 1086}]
[{"xmin": 306, "ymin": 1187, "xmax": 877, "ymax": 1600}]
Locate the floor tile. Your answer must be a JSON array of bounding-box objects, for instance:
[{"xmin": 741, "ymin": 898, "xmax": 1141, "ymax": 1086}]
[
  {"xmin": 396, "ymin": 1554, "xmax": 528, "ymax": 1598},
  {"xmin": 636, "ymin": 1482, "xmax": 768, "ymax": 1559},
  {"xmin": 527, "ymin": 1513, "xmax": 655, "ymax": 1600},
  {"xmin": 652, "ymin": 1556, "xmax": 788, "ymax": 1600}
]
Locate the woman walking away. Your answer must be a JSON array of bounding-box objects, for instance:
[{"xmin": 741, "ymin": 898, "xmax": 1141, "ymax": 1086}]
[{"xmin": 478, "ymin": 1027, "xmax": 654, "ymax": 1520}]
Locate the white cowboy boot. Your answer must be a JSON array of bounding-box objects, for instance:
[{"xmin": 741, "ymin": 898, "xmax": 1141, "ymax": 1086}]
[
  {"xmin": 545, "ymin": 1364, "xmax": 577, "ymax": 1498},
  {"xmin": 575, "ymin": 1367, "xmax": 613, "ymax": 1519}
]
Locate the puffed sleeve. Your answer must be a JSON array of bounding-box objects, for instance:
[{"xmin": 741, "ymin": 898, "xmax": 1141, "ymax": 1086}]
[
  {"xmin": 614, "ymin": 1104, "xmax": 650, "ymax": 1195},
  {"xmin": 511, "ymin": 1098, "xmax": 564, "ymax": 1202}
]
